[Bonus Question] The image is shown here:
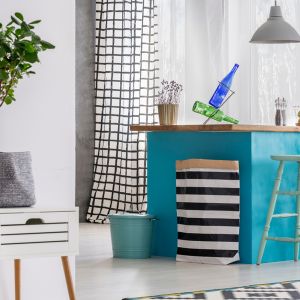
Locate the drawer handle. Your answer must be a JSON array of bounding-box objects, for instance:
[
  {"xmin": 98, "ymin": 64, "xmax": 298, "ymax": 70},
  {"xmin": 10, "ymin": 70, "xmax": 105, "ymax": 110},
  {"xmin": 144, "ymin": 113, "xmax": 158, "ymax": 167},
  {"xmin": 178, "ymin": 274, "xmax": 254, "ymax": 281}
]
[{"xmin": 25, "ymin": 218, "xmax": 44, "ymax": 225}]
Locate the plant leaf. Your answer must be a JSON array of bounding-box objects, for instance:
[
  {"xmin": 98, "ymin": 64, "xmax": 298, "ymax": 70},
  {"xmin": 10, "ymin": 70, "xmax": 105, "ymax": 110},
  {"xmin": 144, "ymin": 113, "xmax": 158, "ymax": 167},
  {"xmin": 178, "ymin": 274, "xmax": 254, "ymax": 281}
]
[
  {"xmin": 0, "ymin": 48, "xmax": 6, "ymax": 58},
  {"xmin": 29, "ymin": 20, "xmax": 41, "ymax": 25},
  {"xmin": 8, "ymin": 89, "xmax": 15, "ymax": 98},
  {"xmin": 21, "ymin": 22, "xmax": 31, "ymax": 32},
  {"xmin": 32, "ymin": 34, "xmax": 41, "ymax": 42},
  {"xmin": 24, "ymin": 51, "xmax": 39, "ymax": 63},
  {"xmin": 10, "ymin": 16, "xmax": 21, "ymax": 25},
  {"xmin": 15, "ymin": 12, "xmax": 24, "ymax": 21},
  {"xmin": 40, "ymin": 40, "xmax": 55, "ymax": 49},
  {"xmin": 19, "ymin": 63, "xmax": 32, "ymax": 72},
  {"xmin": 4, "ymin": 95, "xmax": 13, "ymax": 105},
  {"xmin": 0, "ymin": 60, "xmax": 8, "ymax": 68},
  {"xmin": 25, "ymin": 43, "xmax": 35, "ymax": 53},
  {"xmin": 0, "ymin": 69, "xmax": 8, "ymax": 80},
  {"xmin": 15, "ymin": 28, "xmax": 23, "ymax": 36}
]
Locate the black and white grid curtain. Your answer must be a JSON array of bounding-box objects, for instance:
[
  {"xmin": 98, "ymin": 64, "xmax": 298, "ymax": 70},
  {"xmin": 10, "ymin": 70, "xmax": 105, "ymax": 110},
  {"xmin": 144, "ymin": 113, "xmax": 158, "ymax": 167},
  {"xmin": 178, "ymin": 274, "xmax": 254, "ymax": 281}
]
[{"xmin": 87, "ymin": 0, "xmax": 159, "ymax": 223}]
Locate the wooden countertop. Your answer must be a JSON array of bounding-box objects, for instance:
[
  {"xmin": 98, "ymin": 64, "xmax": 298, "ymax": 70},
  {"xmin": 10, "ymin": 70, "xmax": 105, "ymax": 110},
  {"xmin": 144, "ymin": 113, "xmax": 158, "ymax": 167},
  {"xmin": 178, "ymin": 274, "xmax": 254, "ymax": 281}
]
[{"xmin": 130, "ymin": 124, "xmax": 300, "ymax": 132}]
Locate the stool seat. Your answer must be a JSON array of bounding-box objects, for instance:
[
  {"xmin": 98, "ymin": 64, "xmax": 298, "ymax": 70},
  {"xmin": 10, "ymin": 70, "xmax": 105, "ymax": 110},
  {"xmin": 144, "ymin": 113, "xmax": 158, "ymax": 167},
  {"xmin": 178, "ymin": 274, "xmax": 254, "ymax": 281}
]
[{"xmin": 271, "ymin": 155, "xmax": 300, "ymax": 161}]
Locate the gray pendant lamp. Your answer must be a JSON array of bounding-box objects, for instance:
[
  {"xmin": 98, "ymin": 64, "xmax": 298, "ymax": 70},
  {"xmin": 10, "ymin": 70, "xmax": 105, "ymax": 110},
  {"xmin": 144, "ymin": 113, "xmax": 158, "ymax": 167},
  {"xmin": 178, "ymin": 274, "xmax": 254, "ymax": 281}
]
[{"xmin": 250, "ymin": 0, "xmax": 300, "ymax": 44}]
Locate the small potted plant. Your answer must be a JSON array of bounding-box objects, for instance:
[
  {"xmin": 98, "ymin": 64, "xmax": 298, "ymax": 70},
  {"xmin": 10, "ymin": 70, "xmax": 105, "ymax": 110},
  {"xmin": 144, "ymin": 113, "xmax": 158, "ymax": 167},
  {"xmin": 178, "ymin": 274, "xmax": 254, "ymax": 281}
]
[
  {"xmin": 156, "ymin": 80, "xmax": 183, "ymax": 125},
  {"xmin": 0, "ymin": 12, "xmax": 55, "ymax": 108}
]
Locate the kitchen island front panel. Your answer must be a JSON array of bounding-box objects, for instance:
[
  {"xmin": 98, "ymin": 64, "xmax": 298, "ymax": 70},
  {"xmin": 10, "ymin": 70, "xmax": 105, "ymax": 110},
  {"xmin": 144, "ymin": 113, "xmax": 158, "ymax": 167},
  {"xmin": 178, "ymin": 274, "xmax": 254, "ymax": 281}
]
[{"xmin": 147, "ymin": 130, "xmax": 300, "ymax": 264}]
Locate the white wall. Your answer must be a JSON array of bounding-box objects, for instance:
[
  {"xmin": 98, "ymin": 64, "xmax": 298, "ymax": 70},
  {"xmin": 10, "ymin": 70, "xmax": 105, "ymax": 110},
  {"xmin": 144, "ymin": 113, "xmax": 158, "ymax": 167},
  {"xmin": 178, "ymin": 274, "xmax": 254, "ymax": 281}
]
[{"xmin": 0, "ymin": 1, "xmax": 75, "ymax": 299}]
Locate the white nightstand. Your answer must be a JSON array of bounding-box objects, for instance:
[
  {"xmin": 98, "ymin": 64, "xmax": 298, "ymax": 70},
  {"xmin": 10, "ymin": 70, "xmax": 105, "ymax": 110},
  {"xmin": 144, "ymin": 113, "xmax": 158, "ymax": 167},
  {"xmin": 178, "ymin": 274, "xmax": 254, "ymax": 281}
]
[{"xmin": 0, "ymin": 207, "xmax": 79, "ymax": 300}]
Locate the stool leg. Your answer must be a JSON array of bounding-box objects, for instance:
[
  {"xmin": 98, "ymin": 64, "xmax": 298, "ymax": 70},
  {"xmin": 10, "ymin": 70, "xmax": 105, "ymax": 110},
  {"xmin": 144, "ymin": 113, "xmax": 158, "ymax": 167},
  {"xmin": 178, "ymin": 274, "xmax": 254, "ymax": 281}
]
[
  {"xmin": 257, "ymin": 161, "xmax": 284, "ymax": 265},
  {"xmin": 61, "ymin": 256, "xmax": 76, "ymax": 300},
  {"xmin": 14, "ymin": 259, "xmax": 21, "ymax": 300},
  {"xmin": 294, "ymin": 162, "xmax": 300, "ymax": 261}
]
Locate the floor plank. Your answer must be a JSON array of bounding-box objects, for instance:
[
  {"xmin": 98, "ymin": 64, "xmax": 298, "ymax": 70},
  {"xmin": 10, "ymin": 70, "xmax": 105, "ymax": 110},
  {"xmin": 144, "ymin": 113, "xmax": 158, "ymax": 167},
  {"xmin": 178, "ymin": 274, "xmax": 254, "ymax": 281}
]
[{"xmin": 76, "ymin": 223, "xmax": 300, "ymax": 300}]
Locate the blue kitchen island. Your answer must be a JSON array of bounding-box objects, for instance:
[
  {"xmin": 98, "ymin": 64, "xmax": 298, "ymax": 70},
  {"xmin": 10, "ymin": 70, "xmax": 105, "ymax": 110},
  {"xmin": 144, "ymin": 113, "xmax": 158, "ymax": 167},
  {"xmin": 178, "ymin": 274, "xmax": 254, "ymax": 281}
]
[{"xmin": 131, "ymin": 124, "xmax": 300, "ymax": 264}]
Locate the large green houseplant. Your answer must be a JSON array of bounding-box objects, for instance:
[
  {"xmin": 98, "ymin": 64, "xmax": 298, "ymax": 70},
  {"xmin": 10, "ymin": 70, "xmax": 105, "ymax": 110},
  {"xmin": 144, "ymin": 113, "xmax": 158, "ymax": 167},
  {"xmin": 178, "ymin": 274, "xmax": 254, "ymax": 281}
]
[{"xmin": 0, "ymin": 12, "xmax": 55, "ymax": 108}]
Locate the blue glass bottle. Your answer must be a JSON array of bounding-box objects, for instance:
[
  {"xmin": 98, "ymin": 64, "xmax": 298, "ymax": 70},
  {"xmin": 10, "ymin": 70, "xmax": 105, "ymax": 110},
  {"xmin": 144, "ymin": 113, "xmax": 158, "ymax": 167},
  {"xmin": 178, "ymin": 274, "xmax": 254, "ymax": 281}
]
[{"xmin": 208, "ymin": 64, "xmax": 239, "ymax": 108}]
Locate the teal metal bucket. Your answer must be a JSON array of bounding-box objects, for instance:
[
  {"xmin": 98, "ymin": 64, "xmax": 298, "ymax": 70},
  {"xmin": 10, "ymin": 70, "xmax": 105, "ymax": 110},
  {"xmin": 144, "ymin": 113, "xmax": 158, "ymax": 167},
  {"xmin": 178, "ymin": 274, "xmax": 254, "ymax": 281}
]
[{"xmin": 108, "ymin": 213, "xmax": 155, "ymax": 259}]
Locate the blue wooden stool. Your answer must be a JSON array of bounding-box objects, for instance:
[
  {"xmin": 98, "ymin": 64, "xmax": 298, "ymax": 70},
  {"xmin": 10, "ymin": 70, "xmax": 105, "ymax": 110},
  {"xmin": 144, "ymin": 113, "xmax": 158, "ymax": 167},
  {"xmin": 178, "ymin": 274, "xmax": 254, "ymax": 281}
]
[{"xmin": 257, "ymin": 155, "xmax": 300, "ymax": 265}]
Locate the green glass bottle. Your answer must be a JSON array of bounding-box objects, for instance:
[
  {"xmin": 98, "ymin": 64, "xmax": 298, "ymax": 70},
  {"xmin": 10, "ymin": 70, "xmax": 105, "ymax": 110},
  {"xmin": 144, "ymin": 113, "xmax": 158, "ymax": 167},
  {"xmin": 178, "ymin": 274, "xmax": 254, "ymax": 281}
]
[{"xmin": 192, "ymin": 101, "xmax": 239, "ymax": 124}]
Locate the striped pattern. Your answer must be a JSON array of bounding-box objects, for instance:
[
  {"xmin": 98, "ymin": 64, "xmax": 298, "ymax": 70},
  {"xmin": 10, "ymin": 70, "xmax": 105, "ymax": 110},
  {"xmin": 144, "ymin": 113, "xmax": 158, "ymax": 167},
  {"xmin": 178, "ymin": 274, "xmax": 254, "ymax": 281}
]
[{"xmin": 176, "ymin": 159, "xmax": 240, "ymax": 265}]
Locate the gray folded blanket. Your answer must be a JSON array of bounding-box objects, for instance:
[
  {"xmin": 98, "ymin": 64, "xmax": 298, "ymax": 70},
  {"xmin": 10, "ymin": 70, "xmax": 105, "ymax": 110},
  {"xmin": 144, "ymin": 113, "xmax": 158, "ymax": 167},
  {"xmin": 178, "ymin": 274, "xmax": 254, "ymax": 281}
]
[{"xmin": 0, "ymin": 152, "xmax": 36, "ymax": 207}]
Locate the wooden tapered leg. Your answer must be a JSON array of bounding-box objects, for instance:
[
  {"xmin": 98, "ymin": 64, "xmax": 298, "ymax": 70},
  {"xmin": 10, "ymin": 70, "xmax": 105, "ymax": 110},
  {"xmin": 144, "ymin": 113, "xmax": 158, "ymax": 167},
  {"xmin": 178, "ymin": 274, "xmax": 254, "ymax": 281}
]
[
  {"xmin": 61, "ymin": 256, "xmax": 76, "ymax": 300},
  {"xmin": 14, "ymin": 259, "xmax": 21, "ymax": 300}
]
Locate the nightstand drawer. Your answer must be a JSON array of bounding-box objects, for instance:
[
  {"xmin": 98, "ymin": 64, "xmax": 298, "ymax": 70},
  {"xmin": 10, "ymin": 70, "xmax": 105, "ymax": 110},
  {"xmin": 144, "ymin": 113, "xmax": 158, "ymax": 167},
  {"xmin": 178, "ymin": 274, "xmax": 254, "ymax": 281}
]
[
  {"xmin": 1, "ymin": 232, "xmax": 68, "ymax": 244},
  {"xmin": 1, "ymin": 223, "xmax": 68, "ymax": 235},
  {"xmin": 0, "ymin": 211, "xmax": 70, "ymax": 225},
  {"xmin": 0, "ymin": 209, "xmax": 78, "ymax": 258}
]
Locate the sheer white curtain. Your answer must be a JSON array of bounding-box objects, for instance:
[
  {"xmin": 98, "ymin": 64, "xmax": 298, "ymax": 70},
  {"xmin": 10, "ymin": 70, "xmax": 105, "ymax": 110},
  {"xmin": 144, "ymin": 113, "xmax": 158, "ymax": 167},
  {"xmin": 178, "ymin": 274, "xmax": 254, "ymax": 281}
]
[
  {"xmin": 157, "ymin": 0, "xmax": 186, "ymax": 122},
  {"xmin": 158, "ymin": 0, "xmax": 300, "ymax": 125},
  {"xmin": 228, "ymin": 0, "xmax": 300, "ymax": 125},
  {"xmin": 251, "ymin": 0, "xmax": 300, "ymax": 125}
]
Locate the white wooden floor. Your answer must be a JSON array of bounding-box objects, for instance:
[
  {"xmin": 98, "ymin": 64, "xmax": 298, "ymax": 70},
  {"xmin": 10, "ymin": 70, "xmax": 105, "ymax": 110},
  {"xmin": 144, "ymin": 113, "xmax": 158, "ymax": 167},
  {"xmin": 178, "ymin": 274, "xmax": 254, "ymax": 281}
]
[{"xmin": 76, "ymin": 223, "xmax": 300, "ymax": 300}]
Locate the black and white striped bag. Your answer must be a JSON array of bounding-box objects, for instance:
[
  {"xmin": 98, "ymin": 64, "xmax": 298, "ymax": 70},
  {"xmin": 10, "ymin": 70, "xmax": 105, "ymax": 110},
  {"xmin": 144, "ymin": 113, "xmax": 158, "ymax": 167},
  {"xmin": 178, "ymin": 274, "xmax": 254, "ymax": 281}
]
[{"xmin": 176, "ymin": 159, "xmax": 240, "ymax": 265}]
